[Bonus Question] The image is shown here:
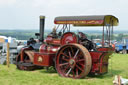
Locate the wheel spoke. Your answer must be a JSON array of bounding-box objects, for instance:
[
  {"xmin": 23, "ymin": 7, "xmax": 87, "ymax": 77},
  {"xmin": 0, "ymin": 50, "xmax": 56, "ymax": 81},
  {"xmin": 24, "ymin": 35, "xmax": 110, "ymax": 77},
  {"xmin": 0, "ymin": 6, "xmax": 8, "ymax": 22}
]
[
  {"xmin": 68, "ymin": 51, "xmax": 72, "ymax": 58},
  {"xmin": 72, "ymin": 69, "xmax": 75, "ymax": 77},
  {"xmin": 66, "ymin": 68, "xmax": 72, "ymax": 76},
  {"xmin": 70, "ymin": 46, "xmax": 74, "ymax": 56},
  {"xmin": 59, "ymin": 63, "xmax": 69, "ymax": 67},
  {"xmin": 61, "ymin": 53, "xmax": 70, "ymax": 58},
  {"xmin": 76, "ymin": 59, "xmax": 85, "ymax": 62},
  {"xmin": 73, "ymin": 49, "xmax": 79, "ymax": 59},
  {"xmin": 76, "ymin": 64, "xmax": 84, "ymax": 72},
  {"xmin": 76, "ymin": 68, "xmax": 78, "ymax": 77},
  {"xmin": 63, "ymin": 65, "xmax": 70, "ymax": 72},
  {"xmin": 62, "ymin": 57, "xmax": 69, "ymax": 62},
  {"xmin": 74, "ymin": 49, "xmax": 79, "ymax": 59},
  {"xmin": 78, "ymin": 63, "xmax": 85, "ymax": 68}
]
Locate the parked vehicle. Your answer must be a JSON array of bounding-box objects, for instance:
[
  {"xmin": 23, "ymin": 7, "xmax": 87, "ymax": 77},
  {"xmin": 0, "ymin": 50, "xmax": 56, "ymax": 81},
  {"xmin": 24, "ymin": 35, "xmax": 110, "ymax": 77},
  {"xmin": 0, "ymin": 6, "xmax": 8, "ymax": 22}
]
[
  {"xmin": 115, "ymin": 37, "xmax": 128, "ymax": 54},
  {"xmin": 16, "ymin": 15, "xmax": 119, "ymax": 79},
  {"xmin": 92, "ymin": 39, "xmax": 102, "ymax": 47},
  {"xmin": 0, "ymin": 36, "xmax": 26, "ymax": 64}
]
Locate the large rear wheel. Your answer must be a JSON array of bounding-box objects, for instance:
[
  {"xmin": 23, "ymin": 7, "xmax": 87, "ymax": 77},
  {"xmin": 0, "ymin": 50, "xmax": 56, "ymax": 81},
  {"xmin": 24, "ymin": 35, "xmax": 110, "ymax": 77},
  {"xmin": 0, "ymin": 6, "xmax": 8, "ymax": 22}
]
[{"xmin": 56, "ymin": 44, "xmax": 92, "ymax": 79}]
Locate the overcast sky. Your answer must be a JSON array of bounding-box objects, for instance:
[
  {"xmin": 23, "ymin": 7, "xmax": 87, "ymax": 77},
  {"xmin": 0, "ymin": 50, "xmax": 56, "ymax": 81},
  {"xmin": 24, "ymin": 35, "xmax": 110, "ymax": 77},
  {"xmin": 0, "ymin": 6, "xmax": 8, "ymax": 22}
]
[{"xmin": 0, "ymin": 0, "xmax": 127, "ymax": 30}]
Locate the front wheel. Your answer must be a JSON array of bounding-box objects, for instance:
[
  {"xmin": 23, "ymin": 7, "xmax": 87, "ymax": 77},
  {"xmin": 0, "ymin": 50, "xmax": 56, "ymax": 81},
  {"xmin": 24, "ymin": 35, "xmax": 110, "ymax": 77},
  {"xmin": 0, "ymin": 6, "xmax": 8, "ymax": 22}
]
[
  {"xmin": 55, "ymin": 44, "xmax": 92, "ymax": 79},
  {"xmin": 16, "ymin": 52, "xmax": 43, "ymax": 71}
]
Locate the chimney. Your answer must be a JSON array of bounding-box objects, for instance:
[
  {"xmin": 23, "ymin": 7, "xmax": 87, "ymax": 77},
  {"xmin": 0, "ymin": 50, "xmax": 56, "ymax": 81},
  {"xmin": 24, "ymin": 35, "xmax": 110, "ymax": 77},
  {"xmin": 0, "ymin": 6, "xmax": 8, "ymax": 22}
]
[{"xmin": 39, "ymin": 16, "xmax": 45, "ymax": 42}]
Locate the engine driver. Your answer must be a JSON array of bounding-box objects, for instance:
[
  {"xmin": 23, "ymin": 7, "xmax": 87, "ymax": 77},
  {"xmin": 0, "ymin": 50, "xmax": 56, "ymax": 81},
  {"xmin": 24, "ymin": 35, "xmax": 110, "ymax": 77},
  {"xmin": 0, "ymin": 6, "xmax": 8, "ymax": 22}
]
[{"xmin": 50, "ymin": 26, "xmax": 58, "ymax": 38}]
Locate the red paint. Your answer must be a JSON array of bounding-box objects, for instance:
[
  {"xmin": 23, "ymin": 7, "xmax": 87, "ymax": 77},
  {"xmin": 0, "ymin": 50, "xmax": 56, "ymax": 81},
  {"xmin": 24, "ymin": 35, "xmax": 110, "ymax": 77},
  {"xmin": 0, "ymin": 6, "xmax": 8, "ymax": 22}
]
[
  {"xmin": 18, "ymin": 32, "xmax": 114, "ymax": 76},
  {"xmin": 54, "ymin": 20, "xmax": 104, "ymax": 25},
  {"xmin": 20, "ymin": 47, "xmax": 32, "ymax": 62},
  {"xmin": 61, "ymin": 32, "xmax": 78, "ymax": 45},
  {"xmin": 39, "ymin": 44, "xmax": 47, "ymax": 53},
  {"xmin": 45, "ymin": 36, "xmax": 61, "ymax": 45},
  {"xmin": 97, "ymin": 47, "xmax": 114, "ymax": 52},
  {"xmin": 33, "ymin": 52, "xmax": 55, "ymax": 66},
  {"xmin": 45, "ymin": 36, "xmax": 53, "ymax": 43},
  {"xmin": 89, "ymin": 47, "xmax": 114, "ymax": 75},
  {"xmin": 40, "ymin": 44, "xmax": 60, "ymax": 53}
]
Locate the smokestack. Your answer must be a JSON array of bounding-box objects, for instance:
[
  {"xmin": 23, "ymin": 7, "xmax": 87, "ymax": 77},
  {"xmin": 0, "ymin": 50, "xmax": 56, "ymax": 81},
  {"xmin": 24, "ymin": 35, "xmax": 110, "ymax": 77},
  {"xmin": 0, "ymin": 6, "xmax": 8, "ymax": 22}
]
[{"xmin": 39, "ymin": 16, "xmax": 45, "ymax": 42}]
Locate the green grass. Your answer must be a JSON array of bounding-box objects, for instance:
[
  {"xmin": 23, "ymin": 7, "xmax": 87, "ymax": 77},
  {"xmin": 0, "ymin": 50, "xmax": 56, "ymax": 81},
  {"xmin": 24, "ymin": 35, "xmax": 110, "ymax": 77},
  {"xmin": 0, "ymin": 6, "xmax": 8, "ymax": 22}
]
[{"xmin": 0, "ymin": 53, "xmax": 128, "ymax": 85}]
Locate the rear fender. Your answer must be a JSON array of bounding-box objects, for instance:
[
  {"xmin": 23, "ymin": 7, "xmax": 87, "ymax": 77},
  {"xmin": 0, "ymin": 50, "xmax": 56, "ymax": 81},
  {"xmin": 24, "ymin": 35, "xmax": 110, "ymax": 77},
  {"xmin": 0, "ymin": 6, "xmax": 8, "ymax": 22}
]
[{"xmin": 90, "ymin": 47, "xmax": 113, "ymax": 75}]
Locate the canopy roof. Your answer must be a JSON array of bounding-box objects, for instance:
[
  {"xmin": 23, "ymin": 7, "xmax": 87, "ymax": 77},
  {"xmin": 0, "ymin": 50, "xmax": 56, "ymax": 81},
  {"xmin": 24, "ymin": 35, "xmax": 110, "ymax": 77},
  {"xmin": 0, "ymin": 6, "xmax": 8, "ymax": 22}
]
[{"xmin": 54, "ymin": 15, "xmax": 119, "ymax": 26}]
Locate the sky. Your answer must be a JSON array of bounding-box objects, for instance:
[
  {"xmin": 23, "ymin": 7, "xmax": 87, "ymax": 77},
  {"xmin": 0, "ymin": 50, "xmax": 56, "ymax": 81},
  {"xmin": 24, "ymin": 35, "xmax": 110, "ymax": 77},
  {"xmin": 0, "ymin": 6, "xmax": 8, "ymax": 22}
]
[{"xmin": 0, "ymin": 0, "xmax": 127, "ymax": 30}]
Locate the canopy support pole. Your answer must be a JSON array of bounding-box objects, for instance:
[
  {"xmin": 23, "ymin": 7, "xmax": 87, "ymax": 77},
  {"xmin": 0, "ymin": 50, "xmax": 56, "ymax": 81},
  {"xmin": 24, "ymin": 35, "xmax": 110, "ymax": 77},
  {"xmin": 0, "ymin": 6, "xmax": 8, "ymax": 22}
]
[
  {"xmin": 109, "ymin": 25, "xmax": 111, "ymax": 45},
  {"xmin": 112, "ymin": 20, "xmax": 114, "ymax": 41},
  {"xmin": 102, "ymin": 25, "xmax": 105, "ymax": 47}
]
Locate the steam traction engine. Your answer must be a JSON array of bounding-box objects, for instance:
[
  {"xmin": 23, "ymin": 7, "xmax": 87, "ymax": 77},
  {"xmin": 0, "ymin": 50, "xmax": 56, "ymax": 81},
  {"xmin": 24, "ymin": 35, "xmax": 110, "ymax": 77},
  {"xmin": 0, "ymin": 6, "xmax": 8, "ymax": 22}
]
[{"xmin": 16, "ymin": 15, "xmax": 119, "ymax": 79}]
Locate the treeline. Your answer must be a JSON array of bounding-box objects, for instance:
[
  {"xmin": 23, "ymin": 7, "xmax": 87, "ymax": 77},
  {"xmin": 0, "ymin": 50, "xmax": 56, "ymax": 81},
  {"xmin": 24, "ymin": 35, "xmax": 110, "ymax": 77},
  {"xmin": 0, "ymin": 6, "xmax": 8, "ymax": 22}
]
[
  {"xmin": 0, "ymin": 30, "xmax": 37, "ymax": 40},
  {"xmin": 0, "ymin": 30, "xmax": 127, "ymax": 41},
  {"xmin": 86, "ymin": 33, "xmax": 128, "ymax": 41},
  {"xmin": 0, "ymin": 30, "xmax": 50, "ymax": 40}
]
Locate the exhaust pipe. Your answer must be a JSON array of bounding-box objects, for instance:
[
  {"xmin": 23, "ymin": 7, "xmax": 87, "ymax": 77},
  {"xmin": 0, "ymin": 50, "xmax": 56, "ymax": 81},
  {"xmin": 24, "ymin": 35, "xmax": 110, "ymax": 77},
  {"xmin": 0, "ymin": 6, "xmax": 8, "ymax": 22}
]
[{"xmin": 39, "ymin": 16, "xmax": 45, "ymax": 42}]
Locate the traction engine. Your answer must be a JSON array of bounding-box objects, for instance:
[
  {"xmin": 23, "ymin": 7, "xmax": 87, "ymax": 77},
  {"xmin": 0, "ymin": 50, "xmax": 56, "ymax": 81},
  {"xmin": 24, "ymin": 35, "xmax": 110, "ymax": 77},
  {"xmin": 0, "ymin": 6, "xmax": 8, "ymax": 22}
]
[{"xmin": 16, "ymin": 15, "xmax": 119, "ymax": 79}]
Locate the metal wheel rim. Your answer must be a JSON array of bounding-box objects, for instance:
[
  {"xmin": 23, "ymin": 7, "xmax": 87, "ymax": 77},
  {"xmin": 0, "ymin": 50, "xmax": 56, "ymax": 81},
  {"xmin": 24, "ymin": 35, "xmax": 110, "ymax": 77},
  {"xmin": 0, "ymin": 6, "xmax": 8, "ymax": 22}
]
[{"xmin": 56, "ymin": 44, "xmax": 92, "ymax": 79}]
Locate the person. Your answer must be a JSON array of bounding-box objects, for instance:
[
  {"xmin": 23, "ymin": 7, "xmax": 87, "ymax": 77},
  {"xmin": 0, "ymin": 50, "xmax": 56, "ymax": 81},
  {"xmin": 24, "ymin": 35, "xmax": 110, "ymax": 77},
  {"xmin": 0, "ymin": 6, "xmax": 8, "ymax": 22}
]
[{"xmin": 50, "ymin": 26, "xmax": 58, "ymax": 38}]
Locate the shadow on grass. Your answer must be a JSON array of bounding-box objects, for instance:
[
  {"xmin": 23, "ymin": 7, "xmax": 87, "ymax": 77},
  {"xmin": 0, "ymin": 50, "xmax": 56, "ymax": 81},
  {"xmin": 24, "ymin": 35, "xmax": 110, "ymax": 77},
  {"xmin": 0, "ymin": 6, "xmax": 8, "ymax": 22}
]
[
  {"xmin": 87, "ymin": 69, "xmax": 122, "ymax": 79},
  {"xmin": 39, "ymin": 67, "xmax": 57, "ymax": 74},
  {"xmin": 39, "ymin": 67, "xmax": 122, "ymax": 79}
]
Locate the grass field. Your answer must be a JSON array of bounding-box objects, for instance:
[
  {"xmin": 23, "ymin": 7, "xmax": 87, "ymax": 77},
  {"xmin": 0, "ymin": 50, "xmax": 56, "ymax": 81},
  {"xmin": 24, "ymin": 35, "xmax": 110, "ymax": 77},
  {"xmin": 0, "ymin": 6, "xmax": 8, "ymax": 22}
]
[{"xmin": 0, "ymin": 53, "xmax": 128, "ymax": 85}]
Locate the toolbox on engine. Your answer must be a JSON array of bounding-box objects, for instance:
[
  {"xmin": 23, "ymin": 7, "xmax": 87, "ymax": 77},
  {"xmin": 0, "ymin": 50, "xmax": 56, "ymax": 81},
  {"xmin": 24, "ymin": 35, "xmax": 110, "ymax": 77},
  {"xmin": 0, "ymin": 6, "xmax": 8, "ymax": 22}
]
[{"xmin": 33, "ymin": 52, "xmax": 55, "ymax": 66}]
